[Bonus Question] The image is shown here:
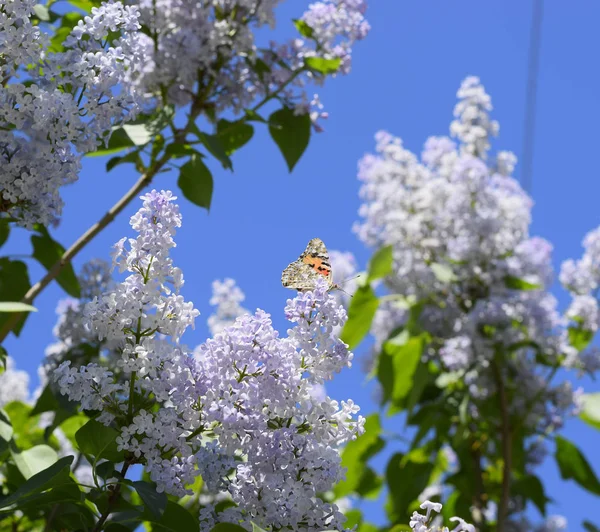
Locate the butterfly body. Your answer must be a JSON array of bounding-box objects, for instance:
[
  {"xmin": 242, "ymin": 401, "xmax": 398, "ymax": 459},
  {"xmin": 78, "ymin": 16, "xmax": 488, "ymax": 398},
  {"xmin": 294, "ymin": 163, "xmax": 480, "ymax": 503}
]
[{"xmin": 282, "ymin": 238, "xmax": 338, "ymax": 291}]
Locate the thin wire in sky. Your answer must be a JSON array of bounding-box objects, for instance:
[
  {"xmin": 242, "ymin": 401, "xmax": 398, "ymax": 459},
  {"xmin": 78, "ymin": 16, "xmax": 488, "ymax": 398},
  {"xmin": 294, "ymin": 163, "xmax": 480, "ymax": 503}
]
[{"xmin": 521, "ymin": 0, "xmax": 544, "ymax": 194}]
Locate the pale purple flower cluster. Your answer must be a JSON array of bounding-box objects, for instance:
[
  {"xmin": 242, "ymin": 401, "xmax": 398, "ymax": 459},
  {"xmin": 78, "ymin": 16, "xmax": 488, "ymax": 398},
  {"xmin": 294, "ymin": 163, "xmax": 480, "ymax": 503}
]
[
  {"xmin": 132, "ymin": 0, "xmax": 369, "ymax": 124},
  {"xmin": 1, "ymin": 0, "xmax": 143, "ymax": 226},
  {"xmin": 53, "ymin": 191, "xmax": 362, "ymax": 530},
  {"xmin": 355, "ymin": 78, "xmax": 590, "ymax": 524},
  {"xmin": 207, "ymin": 278, "xmax": 249, "ymax": 335},
  {"xmin": 197, "ymin": 276, "xmax": 363, "ymax": 530},
  {"xmin": 41, "ymin": 260, "xmax": 115, "ymax": 388}
]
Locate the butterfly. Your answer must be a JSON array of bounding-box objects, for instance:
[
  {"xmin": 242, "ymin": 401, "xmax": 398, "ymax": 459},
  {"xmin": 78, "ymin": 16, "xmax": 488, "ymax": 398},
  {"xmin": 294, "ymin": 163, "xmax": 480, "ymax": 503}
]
[{"xmin": 281, "ymin": 238, "xmax": 339, "ymax": 292}]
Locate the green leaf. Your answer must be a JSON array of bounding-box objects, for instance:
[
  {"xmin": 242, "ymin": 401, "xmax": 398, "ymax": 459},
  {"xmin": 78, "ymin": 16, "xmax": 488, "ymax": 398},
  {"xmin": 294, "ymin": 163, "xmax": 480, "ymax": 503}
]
[
  {"xmin": 304, "ymin": 57, "xmax": 342, "ymax": 75},
  {"xmin": 513, "ymin": 474, "xmax": 548, "ymax": 515},
  {"xmin": 0, "ymin": 302, "xmax": 37, "ymax": 313},
  {"xmin": 268, "ymin": 107, "xmax": 311, "ymax": 172},
  {"xmin": 505, "ymin": 275, "xmax": 541, "ymax": 291},
  {"xmin": 293, "ymin": 19, "xmax": 315, "ymax": 39},
  {"xmin": 33, "ymin": 4, "xmax": 50, "ymax": 21},
  {"xmin": 11, "ymin": 444, "xmax": 58, "ymax": 480},
  {"xmin": 216, "ymin": 119, "xmax": 254, "ymax": 156},
  {"xmin": 107, "ymin": 150, "xmax": 144, "ymax": 172},
  {"xmin": 0, "ymin": 409, "xmax": 12, "ymax": 442},
  {"xmin": 0, "ymin": 259, "xmax": 31, "ymax": 336},
  {"xmin": 385, "ymin": 451, "xmax": 434, "ymax": 522},
  {"xmin": 0, "ymin": 456, "xmax": 75, "ymax": 510},
  {"xmin": 251, "ymin": 524, "xmax": 269, "ymax": 532},
  {"xmin": 0, "ymin": 219, "xmax": 10, "ymax": 248},
  {"xmin": 379, "ymin": 335, "xmax": 427, "ymax": 407},
  {"xmin": 580, "ymin": 393, "xmax": 600, "ymax": 431},
  {"xmin": 568, "ymin": 326, "xmax": 594, "ymax": 352},
  {"xmin": 75, "ymin": 419, "xmax": 122, "ymax": 463},
  {"xmin": 430, "ymin": 262, "xmax": 458, "ymax": 283},
  {"xmin": 31, "ymin": 228, "xmax": 80, "ymax": 297},
  {"xmin": 244, "ymin": 109, "xmax": 267, "ymax": 123},
  {"xmin": 195, "ymin": 130, "xmax": 232, "ymax": 170},
  {"xmin": 368, "ymin": 245, "xmax": 393, "ymax": 282},
  {"xmin": 87, "ymin": 127, "xmax": 135, "ymax": 157},
  {"xmin": 68, "ymin": 0, "xmax": 102, "ymax": 12},
  {"xmin": 133, "ymin": 480, "xmax": 167, "ymax": 520},
  {"xmin": 340, "ymin": 285, "xmax": 379, "ymax": 349},
  {"xmin": 145, "ymin": 500, "xmax": 198, "ymax": 531},
  {"xmin": 211, "ymin": 525, "xmax": 248, "ymax": 532},
  {"xmin": 122, "ymin": 124, "xmax": 153, "ymax": 146},
  {"xmin": 584, "ymin": 521, "xmax": 600, "ymax": 532},
  {"xmin": 178, "ymin": 154, "xmax": 214, "ymax": 211},
  {"xmin": 335, "ymin": 414, "xmax": 385, "ymax": 497},
  {"xmin": 555, "ymin": 436, "xmax": 600, "ymax": 495}
]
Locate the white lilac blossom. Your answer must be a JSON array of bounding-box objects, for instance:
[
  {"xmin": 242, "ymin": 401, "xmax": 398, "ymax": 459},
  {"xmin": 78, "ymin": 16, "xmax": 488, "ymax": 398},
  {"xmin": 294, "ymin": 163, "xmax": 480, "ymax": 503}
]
[
  {"xmin": 0, "ymin": 356, "xmax": 29, "ymax": 407},
  {"xmin": 133, "ymin": 0, "xmax": 369, "ymax": 121},
  {"xmin": 409, "ymin": 500, "xmax": 475, "ymax": 532},
  {"xmin": 41, "ymin": 260, "xmax": 114, "ymax": 388},
  {"xmin": 355, "ymin": 77, "xmax": 581, "ymax": 430},
  {"xmin": 355, "ymin": 77, "xmax": 591, "ymax": 526},
  {"xmin": 1, "ymin": 1, "xmax": 143, "ymax": 226},
  {"xmin": 53, "ymin": 190, "xmax": 363, "ymax": 531},
  {"xmin": 329, "ymin": 249, "xmax": 359, "ymax": 307},
  {"xmin": 560, "ymin": 226, "xmax": 600, "ymax": 372},
  {"xmin": 206, "ymin": 278, "xmax": 249, "ymax": 335}
]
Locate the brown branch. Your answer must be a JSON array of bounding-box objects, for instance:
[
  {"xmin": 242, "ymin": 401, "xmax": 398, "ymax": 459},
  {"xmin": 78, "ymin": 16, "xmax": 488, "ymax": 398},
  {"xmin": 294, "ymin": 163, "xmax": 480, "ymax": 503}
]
[
  {"xmin": 91, "ymin": 461, "xmax": 131, "ymax": 532},
  {"xmin": 492, "ymin": 361, "xmax": 512, "ymax": 531},
  {"xmin": 470, "ymin": 439, "xmax": 487, "ymax": 530}
]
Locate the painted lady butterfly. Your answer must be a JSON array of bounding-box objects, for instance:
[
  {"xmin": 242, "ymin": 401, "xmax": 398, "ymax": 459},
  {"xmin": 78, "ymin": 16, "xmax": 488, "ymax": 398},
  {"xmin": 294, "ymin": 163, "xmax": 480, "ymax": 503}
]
[{"xmin": 281, "ymin": 238, "xmax": 339, "ymax": 292}]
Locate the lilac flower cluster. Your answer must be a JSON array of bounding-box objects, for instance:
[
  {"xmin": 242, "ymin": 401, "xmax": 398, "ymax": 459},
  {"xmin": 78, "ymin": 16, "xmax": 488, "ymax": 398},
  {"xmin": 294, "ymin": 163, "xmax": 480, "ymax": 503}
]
[
  {"xmin": 1, "ymin": 0, "xmax": 143, "ymax": 226},
  {"xmin": 356, "ymin": 77, "xmax": 586, "ymax": 428},
  {"xmin": 42, "ymin": 260, "xmax": 114, "ymax": 383},
  {"xmin": 206, "ymin": 278, "xmax": 249, "ymax": 335},
  {"xmin": 355, "ymin": 77, "xmax": 590, "ymax": 526},
  {"xmin": 53, "ymin": 190, "xmax": 363, "ymax": 531},
  {"xmin": 132, "ymin": 0, "xmax": 369, "ymax": 124}
]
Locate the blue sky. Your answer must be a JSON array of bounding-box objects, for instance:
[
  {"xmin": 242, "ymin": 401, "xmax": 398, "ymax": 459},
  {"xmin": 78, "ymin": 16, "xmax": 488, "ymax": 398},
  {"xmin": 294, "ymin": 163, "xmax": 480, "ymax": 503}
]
[{"xmin": 5, "ymin": 1, "xmax": 600, "ymax": 529}]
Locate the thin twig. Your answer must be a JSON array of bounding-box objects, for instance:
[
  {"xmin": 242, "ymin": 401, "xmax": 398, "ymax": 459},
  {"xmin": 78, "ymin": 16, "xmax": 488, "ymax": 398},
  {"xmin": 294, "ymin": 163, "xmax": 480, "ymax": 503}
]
[
  {"xmin": 91, "ymin": 461, "xmax": 131, "ymax": 532},
  {"xmin": 492, "ymin": 360, "xmax": 512, "ymax": 531}
]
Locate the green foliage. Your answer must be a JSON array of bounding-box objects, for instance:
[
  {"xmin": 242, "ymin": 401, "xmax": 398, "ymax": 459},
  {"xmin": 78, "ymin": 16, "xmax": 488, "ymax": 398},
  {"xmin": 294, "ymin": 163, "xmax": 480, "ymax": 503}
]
[
  {"xmin": 75, "ymin": 419, "xmax": 122, "ymax": 463},
  {"xmin": 217, "ymin": 119, "xmax": 255, "ymax": 155},
  {"xmin": 304, "ymin": 57, "xmax": 342, "ymax": 74},
  {"xmin": 293, "ymin": 19, "xmax": 315, "ymax": 39},
  {"xmin": 31, "ymin": 226, "xmax": 80, "ymax": 297},
  {"xmin": 0, "ymin": 219, "xmax": 10, "ymax": 248},
  {"xmin": 580, "ymin": 393, "xmax": 600, "ymax": 431},
  {"xmin": 340, "ymin": 284, "xmax": 379, "ymax": 349},
  {"xmin": 430, "ymin": 262, "xmax": 458, "ymax": 283},
  {"xmin": 584, "ymin": 521, "xmax": 600, "ymax": 532},
  {"xmin": 10, "ymin": 445, "xmax": 58, "ymax": 480},
  {"xmin": 367, "ymin": 245, "xmax": 393, "ymax": 282},
  {"xmin": 378, "ymin": 334, "xmax": 428, "ymax": 407},
  {"xmin": 178, "ymin": 153, "xmax": 214, "ymax": 210},
  {"xmin": 133, "ymin": 480, "xmax": 168, "ymax": 520},
  {"xmin": 568, "ymin": 325, "xmax": 594, "ymax": 351},
  {"xmin": 555, "ymin": 436, "xmax": 600, "ymax": 495},
  {"xmin": 504, "ymin": 275, "xmax": 541, "ymax": 291},
  {"xmin": 385, "ymin": 450, "xmax": 434, "ymax": 523},
  {"xmin": 0, "ymin": 303, "xmax": 37, "ymax": 313},
  {"xmin": 335, "ymin": 414, "xmax": 385, "ymax": 498},
  {"xmin": 0, "ymin": 456, "xmax": 77, "ymax": 512},
  {"xmin": 0, "ymin": 259, "xmax": 31, "ymax": 335},
  {"xmin": 512, "ymin": 474, "xmax": 549, "ymax": 515},
  {"xmin": 268, "ymin": 107, "xmax": 311, "ymax": 172}
]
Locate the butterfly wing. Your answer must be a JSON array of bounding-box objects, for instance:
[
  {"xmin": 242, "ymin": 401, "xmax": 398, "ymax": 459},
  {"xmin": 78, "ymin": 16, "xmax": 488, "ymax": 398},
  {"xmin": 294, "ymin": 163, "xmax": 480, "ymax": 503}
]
[{"xmin": 282, "ymin": 238, "xmax": 334, "ymax": 291}]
